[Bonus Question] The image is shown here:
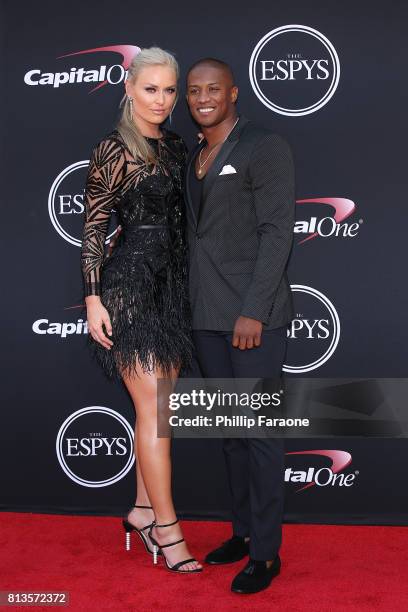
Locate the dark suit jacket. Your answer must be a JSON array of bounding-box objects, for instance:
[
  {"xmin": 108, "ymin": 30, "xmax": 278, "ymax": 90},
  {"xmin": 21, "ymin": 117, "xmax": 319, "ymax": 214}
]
[{"xmin": 184, "ymin": 115, "xmax": 295, "ymax": 331}]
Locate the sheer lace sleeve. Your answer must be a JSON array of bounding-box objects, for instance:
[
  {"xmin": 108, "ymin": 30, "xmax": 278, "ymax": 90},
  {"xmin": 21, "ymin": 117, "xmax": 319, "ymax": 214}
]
[{"xmin": 81, "ymin": 136, "xmax": 126, "ymax": 296}]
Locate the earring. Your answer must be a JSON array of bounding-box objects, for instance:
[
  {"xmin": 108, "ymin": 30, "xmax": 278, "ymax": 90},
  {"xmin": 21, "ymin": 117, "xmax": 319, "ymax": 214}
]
[{"xmin": 128, "ymin": 96, "xmax": 133, "ymax": 118}]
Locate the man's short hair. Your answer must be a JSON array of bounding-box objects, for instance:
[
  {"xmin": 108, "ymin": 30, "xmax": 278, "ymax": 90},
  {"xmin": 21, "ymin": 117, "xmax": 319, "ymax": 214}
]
[{"xmin": 187, "ymin": 58, "xmax": 235, "ymax": 84}]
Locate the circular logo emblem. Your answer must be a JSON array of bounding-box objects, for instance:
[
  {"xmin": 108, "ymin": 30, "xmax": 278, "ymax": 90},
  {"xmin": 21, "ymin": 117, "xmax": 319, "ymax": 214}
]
[
  {"xmin": 283, "ymin": 285, "xmax": 340, "ymax": 373},
  {"xmin": 56, "ymin": 406, "xmax": 134, "ymax": 487},
  {"xmin": 249, "ymin": 25, "xmax": 340, "ymax": 116},
  {"xmin": 48, "ymin": 161, "xmax": 118, "ymax": 247}
]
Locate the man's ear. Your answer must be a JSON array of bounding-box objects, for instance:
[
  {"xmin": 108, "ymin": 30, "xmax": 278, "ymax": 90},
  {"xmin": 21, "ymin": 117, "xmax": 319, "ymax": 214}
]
[{"xmin": 231, "ymin": 86, "xmax": 239, "ymax": 103}]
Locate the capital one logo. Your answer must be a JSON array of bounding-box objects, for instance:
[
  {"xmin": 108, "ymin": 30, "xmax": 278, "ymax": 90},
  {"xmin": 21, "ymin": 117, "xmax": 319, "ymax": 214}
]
[
  {"xmin": 249, "ymin": 25, "xmax": 340, "ymax": 116},
  {"xmin": 295, "ymin": 198, "xmax": 361, "ymax": 244},
  {"xmin": 32, "ymin": 305, "xmax": 88, "ymax": 339},
  {"xmin": 56, "ymin": 407, "xmax": 134, "ymax": 487},
  {"xmin": 24, "ymin": 45, "xmax": 140, "ymax": 92},
  {"xmin": 285, "ymin": 449, "xmax": 357, "ymax": 492},
  {"xmin": 284, "ymin": 285, "xmax": 340, "ymax": 373},
  {"xmin": 33, "ymin": 316, "xmax": 87, "ymax": 338},
  {"xmin": 48, "ymin": 161, "xmax": 118, "ymax": 247}
]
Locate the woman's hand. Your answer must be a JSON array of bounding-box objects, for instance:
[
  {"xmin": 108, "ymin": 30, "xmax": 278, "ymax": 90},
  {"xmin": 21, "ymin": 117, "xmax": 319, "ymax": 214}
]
[{"xmin": 85, "ymin": 296, "xmax": 113, "ymax": 350}]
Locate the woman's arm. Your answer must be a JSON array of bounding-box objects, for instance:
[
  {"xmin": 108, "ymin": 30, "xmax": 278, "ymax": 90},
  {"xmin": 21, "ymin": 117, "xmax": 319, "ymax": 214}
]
[{"xmin": 81, "ymin": 136, "xmax": 126, "ymax": 348}]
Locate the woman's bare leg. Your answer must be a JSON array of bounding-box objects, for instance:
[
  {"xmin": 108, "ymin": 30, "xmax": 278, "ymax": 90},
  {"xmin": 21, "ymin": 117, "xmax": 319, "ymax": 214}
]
[
  {"xmin": 126, "ymin": 435, "xmax": 155, "ymax": 531},
  {"xmin": 122, "ymin": 361, "xmax": 202, "ymax": 571}
]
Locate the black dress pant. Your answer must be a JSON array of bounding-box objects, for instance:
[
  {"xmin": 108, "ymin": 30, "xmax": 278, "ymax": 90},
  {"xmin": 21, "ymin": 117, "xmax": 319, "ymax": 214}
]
[{"xmin": 192, "ymin": 327, "xmax": 287, "ymax": 561}]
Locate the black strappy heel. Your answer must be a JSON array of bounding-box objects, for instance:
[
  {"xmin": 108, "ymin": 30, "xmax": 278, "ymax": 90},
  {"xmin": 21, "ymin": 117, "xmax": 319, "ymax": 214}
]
[
  {"xmin": 148, "ymin": 519, "xmax": 202, "ymax": 573},
  {"xmin": 122, "ymin": 505, "xmax": 161, "ymax": 556}
]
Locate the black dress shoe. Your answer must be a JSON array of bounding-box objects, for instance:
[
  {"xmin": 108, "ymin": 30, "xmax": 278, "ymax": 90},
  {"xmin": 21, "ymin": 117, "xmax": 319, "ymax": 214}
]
[
  {"xmin": 231, "ymin": 556, "xmax": 281, "ymax": 594},
  {"xmin": 205, "ymin": 535, "xmax": 249, "ymax": 565}
]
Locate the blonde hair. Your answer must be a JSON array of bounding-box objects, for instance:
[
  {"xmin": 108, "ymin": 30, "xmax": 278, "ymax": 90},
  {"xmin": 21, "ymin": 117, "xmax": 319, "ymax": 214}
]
[{"xmin": 117, "ymin": 47, "xmax": 179, "ymax": 164}]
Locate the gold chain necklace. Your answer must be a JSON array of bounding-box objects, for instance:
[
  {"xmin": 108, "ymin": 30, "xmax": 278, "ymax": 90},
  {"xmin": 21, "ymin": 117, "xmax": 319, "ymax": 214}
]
[{"xmin": 197, "ymin": 117, "xmax": 239, "ymax": 176}]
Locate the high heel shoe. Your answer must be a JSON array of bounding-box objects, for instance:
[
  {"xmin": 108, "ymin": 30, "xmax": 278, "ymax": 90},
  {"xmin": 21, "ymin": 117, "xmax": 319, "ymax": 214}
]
[
  {"xmin": 148, "ymin": 519, "xmax": 203, "ymax": 573},
  {"xmin": 122, "ymin": 504, "xmax": 161, "ymax": 556}
]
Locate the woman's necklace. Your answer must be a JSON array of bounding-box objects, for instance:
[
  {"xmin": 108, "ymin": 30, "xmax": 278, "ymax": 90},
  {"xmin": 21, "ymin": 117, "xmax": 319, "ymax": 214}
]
[{"xmin": 197, "ymin": 116, "xmax": 239, "ymax": 176}]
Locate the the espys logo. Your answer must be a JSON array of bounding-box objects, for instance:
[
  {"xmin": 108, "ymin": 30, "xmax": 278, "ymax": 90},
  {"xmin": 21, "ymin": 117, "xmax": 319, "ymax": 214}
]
[
  {"xmin": 56, "ymin": 407, "xmax": 134, "ymax": 488},
  {"xmin": 295, "ymin": 198, "xmax": 361, "ymax": 245},
  {"xmin": 249, "ymin": 25, "xmax": 340, "ymax": 116},
  {"xmin": 24, "ymin": 45, "xmax": 140, "ymax": 92},
  {"xmin": 285, "ymin": 449, "xmax": 357, "ymax": 492},
  {"xmin": 284, "ymin": 285, "xmax": 340, "ymax": 374},
  {"xmin": 48, "ymin": 161, "xmax": 118, "ymax": 247}
]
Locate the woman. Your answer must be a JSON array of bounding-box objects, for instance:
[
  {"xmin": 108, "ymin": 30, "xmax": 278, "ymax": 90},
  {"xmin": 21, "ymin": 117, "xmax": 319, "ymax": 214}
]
[{"xmin": 81, "ymin": 47, "xmax": 202, "ymax": 573}]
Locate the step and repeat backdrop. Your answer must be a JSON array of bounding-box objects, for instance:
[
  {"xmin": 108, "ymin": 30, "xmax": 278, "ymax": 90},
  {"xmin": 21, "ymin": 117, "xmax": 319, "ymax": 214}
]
[{"xmin": 2, "ymin": 0, "xmax": 407, "ymax": 523}]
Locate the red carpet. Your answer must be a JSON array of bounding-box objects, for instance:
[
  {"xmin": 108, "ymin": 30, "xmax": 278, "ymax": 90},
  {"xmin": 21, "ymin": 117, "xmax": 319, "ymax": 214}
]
[{"xmin": 1, "ymin": 513, "xmax": 407, "ymax": 611}]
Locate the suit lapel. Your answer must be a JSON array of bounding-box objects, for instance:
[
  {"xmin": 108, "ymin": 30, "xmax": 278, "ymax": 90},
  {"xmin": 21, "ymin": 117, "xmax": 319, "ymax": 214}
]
[
  {"xmin": 184, "ymin": 142, "xmax": 204, "ymax": 228},
  {"xmin": 201, "ymin": 115, "xmax": 249, "ymax": 206}
]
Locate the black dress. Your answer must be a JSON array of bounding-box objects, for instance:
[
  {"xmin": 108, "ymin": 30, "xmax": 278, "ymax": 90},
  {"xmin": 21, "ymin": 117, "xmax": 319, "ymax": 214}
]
[{"xmin": 81, "ymin": 128, "xmax": 192, "ymax": 379}]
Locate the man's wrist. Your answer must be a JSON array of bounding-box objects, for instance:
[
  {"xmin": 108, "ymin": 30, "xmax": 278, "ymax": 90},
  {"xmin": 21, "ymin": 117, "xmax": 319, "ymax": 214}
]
[
  {"xmin": 238, "ymin": 315, "xmax": 262, "ymax": 324},
  {"xmin": 240, "ymin": 307, "xmax": 270, "ymax": 326}
]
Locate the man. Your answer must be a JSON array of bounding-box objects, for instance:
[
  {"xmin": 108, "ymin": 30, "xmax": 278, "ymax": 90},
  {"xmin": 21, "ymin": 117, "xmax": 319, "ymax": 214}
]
[{"xmin": 185, "ymin": 58, "xmax": 295, "ymax": 594}]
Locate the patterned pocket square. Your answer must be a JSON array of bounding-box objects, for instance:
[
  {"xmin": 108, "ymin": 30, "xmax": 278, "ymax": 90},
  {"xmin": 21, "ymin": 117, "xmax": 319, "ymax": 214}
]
[{"xmin": 219, "ymin": 164, "xmax": 237, "ymax": 175}]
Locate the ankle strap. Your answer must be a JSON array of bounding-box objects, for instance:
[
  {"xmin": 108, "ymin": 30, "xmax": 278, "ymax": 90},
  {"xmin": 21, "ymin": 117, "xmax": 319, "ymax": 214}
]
[
  {"xmin": 159, "ymin": 537, "xmax": 185, "ymax": 548},
  {"xmin": 153, "ymin": 518, "xmax": 179, "ymax": 528},
  {"xmin": 133, "ymin": 505, "xmax": 153, "ymax": 510}
]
